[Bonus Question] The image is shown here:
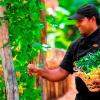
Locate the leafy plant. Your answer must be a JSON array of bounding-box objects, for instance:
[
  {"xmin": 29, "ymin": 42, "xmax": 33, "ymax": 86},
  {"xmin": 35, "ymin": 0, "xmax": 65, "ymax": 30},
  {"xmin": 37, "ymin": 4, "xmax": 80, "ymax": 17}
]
[
  {"xmin": 74, "ymin": 49, "xmax": 100, "ymax": 73},
  {"xmin": 0, "ymin": 0, "xmax": 45, "ymax": 99},
  {"xmin": 0, "ymin": 76, "xmax": 6, "ymax": 100}
]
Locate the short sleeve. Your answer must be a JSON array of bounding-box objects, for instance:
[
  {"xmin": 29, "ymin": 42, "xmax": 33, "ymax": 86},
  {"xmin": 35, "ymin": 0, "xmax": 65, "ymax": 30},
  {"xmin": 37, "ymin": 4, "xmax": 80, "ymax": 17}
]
[{"xmin": 60, "ymin": 40, "xmax": 79, "ymax": 74}]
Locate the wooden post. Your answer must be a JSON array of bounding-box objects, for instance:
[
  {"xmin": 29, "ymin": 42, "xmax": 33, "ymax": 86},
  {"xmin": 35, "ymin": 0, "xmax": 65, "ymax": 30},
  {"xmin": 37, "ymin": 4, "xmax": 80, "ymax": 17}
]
[
  {"xmin": 40, "ymin": 0, "xmax": 47, "ymax": 44},
  {"xmin": 38, "ymin": 0, "xmax": 47, "ymax": 100},
  {"xmin": 0, "ymin": 6, "xmax": 19, "ymax": 100}
]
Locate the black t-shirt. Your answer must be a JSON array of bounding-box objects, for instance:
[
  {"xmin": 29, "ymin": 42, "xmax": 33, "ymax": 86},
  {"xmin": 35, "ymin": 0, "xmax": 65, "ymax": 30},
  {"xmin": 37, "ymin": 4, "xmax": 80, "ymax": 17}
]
[{"xmin": 60, "ymin": 28, "xmax": 100, "ymax": 74}]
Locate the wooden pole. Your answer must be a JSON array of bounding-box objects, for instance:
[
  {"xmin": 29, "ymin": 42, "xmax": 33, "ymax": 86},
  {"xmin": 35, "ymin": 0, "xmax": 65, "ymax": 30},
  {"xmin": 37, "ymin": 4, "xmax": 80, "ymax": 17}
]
[
  {"xmin": 38, "ymin": 0, "xmax": 47, "ymax": 100},
  {"xmin": 40, "ymin": 0, "xmax": 47, "ymax": 44},
  {"xmin": 0, "ymin": 6, "xmax": 19, "ymax": 100}
]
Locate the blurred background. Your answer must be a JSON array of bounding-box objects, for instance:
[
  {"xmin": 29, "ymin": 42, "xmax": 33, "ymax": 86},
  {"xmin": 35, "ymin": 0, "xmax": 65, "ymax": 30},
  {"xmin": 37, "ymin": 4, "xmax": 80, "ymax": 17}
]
[{"xmin": 45, "ymin": 0, "xmax": 100, "ymax": 50}]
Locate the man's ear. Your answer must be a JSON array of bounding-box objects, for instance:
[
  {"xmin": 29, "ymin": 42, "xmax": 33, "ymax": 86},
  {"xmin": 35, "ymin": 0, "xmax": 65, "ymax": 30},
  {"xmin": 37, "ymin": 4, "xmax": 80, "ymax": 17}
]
[{"xmin": 91, "ymin": 16, "xmax": 96, "ymax": 22}]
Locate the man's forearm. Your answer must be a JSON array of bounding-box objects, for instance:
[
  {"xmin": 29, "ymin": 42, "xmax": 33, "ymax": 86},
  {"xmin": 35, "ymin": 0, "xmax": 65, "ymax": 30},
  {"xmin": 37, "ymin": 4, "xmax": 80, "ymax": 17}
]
[{"xmin": 38, "ymin": 67, "xmax": 69, "ymax": 82}]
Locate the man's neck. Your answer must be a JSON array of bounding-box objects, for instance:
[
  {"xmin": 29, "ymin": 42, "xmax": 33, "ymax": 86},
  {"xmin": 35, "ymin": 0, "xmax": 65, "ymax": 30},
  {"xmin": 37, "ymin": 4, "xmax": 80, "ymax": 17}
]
[{"xmin": 87, "ymin": 25, "xmax": 98, "ymax": 37}]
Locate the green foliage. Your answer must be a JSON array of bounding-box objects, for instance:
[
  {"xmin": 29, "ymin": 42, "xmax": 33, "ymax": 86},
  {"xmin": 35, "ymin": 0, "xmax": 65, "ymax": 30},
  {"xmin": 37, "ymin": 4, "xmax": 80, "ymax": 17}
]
[
  {"xmin": 46, "ymin": 6, "xmax": 79, "ymax": 49},
  {"xmin": 59, "ymin": 0, "xmax": 74, "ymax": 10},
  {"xmin": 17, "ymin": 73, "xmax": 42, "ymax": 100},
  {"xmin": 0, "ymin": 76, "xmax": 6, "ymax": 100},
  {"xmin": 0, "ymin": 0, "xmax": 44, "ymax": 99},
  {"xmin": 75, "ymin": 49, "xmax": 100, "ymax": 73},
  {"xmin": 59, "ymin": 0, "xmax": 97, "ymax": 13}
]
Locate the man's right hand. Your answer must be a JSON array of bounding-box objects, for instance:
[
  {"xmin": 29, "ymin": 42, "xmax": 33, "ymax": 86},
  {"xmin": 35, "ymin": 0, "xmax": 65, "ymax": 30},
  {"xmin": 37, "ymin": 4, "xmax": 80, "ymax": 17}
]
[{"xmin": 27, "ymin": 64, "xmax": 40, "ymax": 76}]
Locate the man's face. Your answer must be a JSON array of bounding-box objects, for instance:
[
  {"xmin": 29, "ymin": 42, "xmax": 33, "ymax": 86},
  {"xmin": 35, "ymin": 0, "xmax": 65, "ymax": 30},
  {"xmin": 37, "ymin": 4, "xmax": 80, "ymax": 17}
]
[{"xmin": 75, "ymin": 17, "xmax": 94, "ymax": 37}]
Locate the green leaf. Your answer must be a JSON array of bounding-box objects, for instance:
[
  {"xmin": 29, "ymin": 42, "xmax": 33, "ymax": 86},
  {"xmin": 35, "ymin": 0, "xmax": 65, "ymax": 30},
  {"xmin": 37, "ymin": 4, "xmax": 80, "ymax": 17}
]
[{"xmin": 74, "ymin": 49, "xmax": 100, "ymax": 73}]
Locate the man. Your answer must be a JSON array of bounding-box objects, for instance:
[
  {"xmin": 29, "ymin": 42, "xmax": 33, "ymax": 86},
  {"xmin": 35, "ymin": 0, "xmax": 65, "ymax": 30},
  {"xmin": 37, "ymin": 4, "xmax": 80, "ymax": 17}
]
[{"xmin": 28, "ymin": 4, "xmax": 100, "ymax": 100}]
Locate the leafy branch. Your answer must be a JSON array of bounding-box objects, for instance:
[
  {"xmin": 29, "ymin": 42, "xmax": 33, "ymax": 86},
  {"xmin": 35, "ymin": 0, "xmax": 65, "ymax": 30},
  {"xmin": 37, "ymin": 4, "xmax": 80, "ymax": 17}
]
[{"xmin": 74, "ymin": 49, "xmax": 100, "ymax": 73}]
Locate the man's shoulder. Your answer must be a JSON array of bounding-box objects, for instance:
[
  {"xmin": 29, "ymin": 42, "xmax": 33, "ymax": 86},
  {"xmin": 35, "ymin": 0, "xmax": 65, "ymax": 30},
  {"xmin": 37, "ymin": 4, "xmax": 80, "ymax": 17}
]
[
  {"xmin": 71, "ymin": 37, "xmax": 83, "ymax": 46},
  {"xmin": 68, "ymin": 37, "xmax": 83, "ymax": 51}
]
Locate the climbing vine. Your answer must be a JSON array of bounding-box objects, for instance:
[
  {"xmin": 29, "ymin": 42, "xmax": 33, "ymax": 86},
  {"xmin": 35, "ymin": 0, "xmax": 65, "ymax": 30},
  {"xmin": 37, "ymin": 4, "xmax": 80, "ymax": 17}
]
[{"xmin": 0, "ymin": 0, "xmax": 45, "ymax": 99}]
